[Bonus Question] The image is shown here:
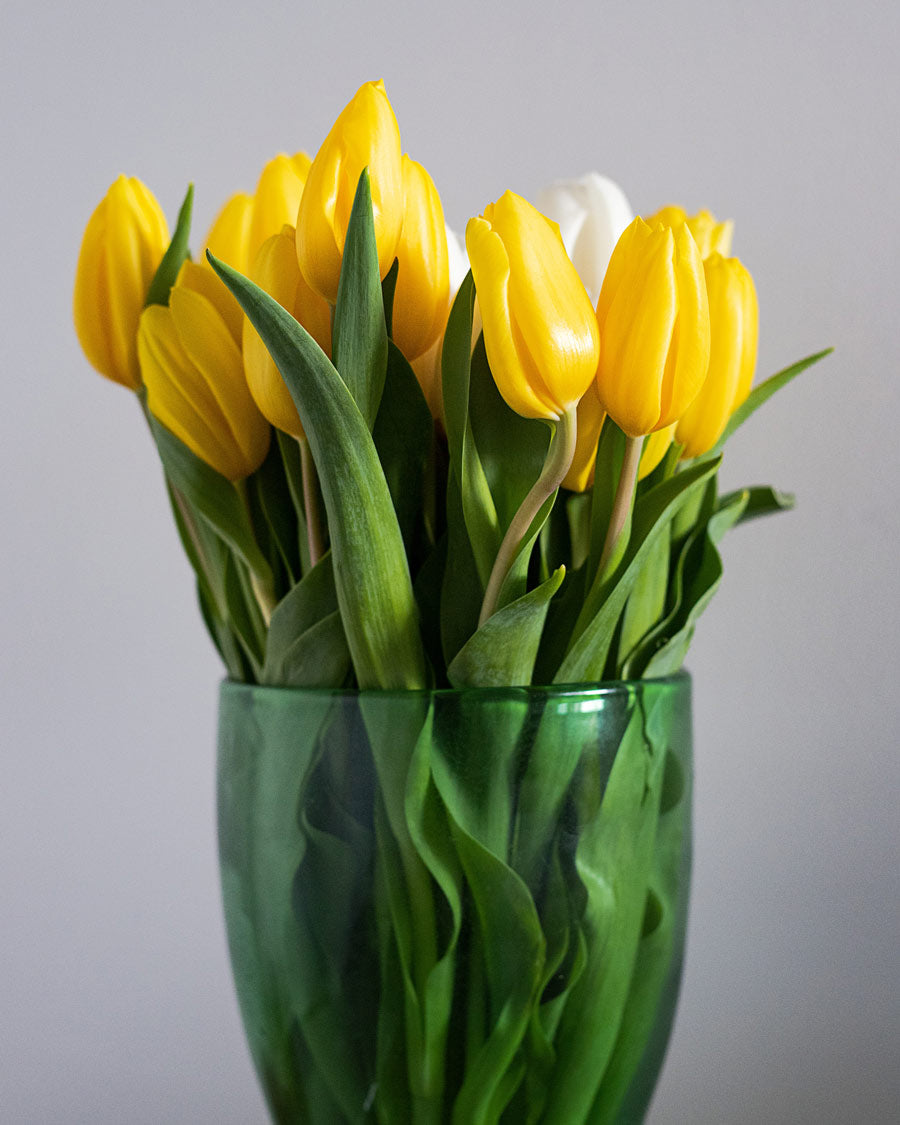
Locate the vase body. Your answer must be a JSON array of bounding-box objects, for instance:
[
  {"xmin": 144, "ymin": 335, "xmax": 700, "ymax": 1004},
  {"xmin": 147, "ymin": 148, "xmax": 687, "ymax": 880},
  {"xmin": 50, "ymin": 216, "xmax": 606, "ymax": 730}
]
[{"xmin": 217, "ymin": 675, "xmax": 692, "ymax": 1124}]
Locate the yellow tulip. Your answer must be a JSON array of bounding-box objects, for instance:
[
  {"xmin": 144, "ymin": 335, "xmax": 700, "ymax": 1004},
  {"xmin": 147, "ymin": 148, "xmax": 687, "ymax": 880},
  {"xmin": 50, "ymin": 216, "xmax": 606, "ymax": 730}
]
[
  {"xmin": 595, "ymin": 217, "xmax": 710, "ymax": 437},
  {"xmin": 295, "ymin": 80, "xmax": 403, "ymax": 303},
  {"xmin": 242, "ymin": 225, "xmax": 332, "ymax": 437},
  {"xmin": 73, "ymin": 175, "xmax": 169, "ymax": 390},
  {"xmin": 645, "ymin": 204, "xmax": 733, "ymax": 259},
  {"xmin": 676, "ymin": 254, "xmax": 758, "ymax": 458},
  {"xmin": 466, "ymin": 190, "xmax": 600, "ymax": 421},
  {"xmin": 392, "ymin": 155, "xmax": 450, "ymax": 361},
  {"xmin": 203, "ymin": 152, "xmax": 311, "ymax": 276},
  {"xmin": 138, "ymin": 284, "xmax": 270, "ymax": 481}
]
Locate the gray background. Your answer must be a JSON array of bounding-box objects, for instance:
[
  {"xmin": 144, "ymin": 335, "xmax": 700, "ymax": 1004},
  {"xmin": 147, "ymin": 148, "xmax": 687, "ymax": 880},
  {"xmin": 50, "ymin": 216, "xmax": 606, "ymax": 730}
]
[{"xmin": 2, "ymin": 1, "xmax": 897, "ymax": 1121}]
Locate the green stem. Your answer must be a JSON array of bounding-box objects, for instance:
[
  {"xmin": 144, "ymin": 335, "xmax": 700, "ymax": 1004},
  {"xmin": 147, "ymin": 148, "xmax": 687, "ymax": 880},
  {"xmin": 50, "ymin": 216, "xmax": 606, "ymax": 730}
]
[
  {"xmin": 595, "ymin": 434, "xmax": 643, "ymax": 579},
  {"xmin": 298, "ymin": 436, "xmax": 325, "ymax": 568},
  {"xmin": 478, "ymin": 404, "xmax": 577, "ymax": 627},
  {"xmin": 235, "ymin": 479, "xmax": 276, "ymax": 626}
]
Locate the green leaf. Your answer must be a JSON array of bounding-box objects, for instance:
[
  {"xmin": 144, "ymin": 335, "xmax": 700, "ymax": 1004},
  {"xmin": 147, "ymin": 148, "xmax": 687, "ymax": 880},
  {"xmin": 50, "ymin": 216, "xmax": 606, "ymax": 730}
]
[
  {"xmin": 641, "ymin": 489, "xmax": 749, "ymax": 678},
  {"xmin": 332, "ymin": 169, "xmax": 388, "ymax": 429},
  {"xmin": 262, "ymin": 554, "xmax": 350, "ymax": 687},
  {"xmin": 722, "ymin": 483, "xmax": 795, "ymax": 523},
  {"xmin": 447, "ymin": 567, "xmax": 565, "ymax": 688},
  {"xmin": 222, "ymin": 551, "xmax": 265, "ymax": 678},
  {"xmin": 209, "ymin": 253, "xmax": 427, "ymax": 690},
  {"xmin": 542, "ymin": 699, "xmax": 668, "ymax": 1123},
  {"xmin": 468, "ymin": 335, "xmax": 549, "ymax": 531},
  {"xmin": 372, "ymin": 342, "xmax": 433, "ymax": 552},
  {"xmin": 441, "ymin": 274, "xmax": 501, "ymax": 587},
  {"xmin": 713, "ymin": 348, "xmax": 832, "ymax": 452},
  {"xmin": 556, "ymin": 456, "xmax": 721, "ymax": 683},
  {"xmin": 145, "ymin": 184, "xmax": 193, "ymax": 307},
  {"xmin": 275, "ymin": 430, "xmax": 313, "ymax": 574},
  {"xmin": 251, "ymin": 440, "xmax": 301, "ymax": 586},
  {"xmin": 616, "ymin": 521, "xmax": 671, "ymax": 671},
  {"xmin": 440, "ymin": 467, "xmax": 485, "ymax": 669},
  {"xmin": 148, "ymin": 414, "xmax": 274, "ymax": 587},
  {"xmin": 381, "ymin": 256, "xmax": 399, "ymax": 339},
  {"xmin": 587, "ymin": 418, "xmax": 628, "ymax": 586}
]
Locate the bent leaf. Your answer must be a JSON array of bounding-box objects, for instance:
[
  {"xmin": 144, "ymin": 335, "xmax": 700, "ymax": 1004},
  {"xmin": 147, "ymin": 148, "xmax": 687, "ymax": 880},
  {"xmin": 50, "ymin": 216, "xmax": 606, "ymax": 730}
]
[
  {"xmin": 448, "ymin": 567, "xmax": 565, "ymax": 688},
  {"xmin": 209, "ymin": 253, "xmax": 426, "ymax": 689}
]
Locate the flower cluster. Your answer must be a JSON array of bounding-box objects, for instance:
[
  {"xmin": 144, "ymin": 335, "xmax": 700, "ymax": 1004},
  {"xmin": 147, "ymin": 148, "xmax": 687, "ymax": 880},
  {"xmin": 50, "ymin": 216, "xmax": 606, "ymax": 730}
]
[{"xmin": 74, "ymin": 81, "xmax": 828, "ymax": 689}]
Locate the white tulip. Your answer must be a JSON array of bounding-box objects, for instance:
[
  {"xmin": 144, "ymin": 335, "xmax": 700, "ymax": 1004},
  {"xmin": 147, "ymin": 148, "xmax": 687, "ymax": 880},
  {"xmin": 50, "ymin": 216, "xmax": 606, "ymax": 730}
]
[{"xmin": 536, "ymin": 172, "xmax": 633, "ymax": 306}]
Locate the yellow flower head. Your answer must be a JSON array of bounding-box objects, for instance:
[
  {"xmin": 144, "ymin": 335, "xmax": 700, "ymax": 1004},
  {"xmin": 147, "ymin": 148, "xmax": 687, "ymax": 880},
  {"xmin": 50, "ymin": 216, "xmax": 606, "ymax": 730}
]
[
  {"xmin": 138, "ymin": 281, "xmax": 270, "ymax": 481},
  {"xmin": 392, "ymin": 154, "xmax": 450, "ymax": 361},
  {"xmin": 203, "ymin": 152, "xmax": 311, "ymax": 277},
  {"xmin": 595, "ymin": 217, "xmax": 710, "ymax": 437},
  {"xmin": 73, "ymin": 175, "xmax": 169, "ymax": 390},
  {"xmin": 242, "ymin": 225, "xmax": 332, "ymax": 438},
  {"xmin": 645, "ymin": 205, "xmax": 734, "ymax": 259},
  {"xmin": 676, "ymin": 253, "xmax": 758, "ymax": 458},
  {"xmin": 296, "ymin": 80, "xmax": 403, "ymax": 304},
  {"xmin": 466, "ymin": 190, "xmax": 600, "ymax": 421}
]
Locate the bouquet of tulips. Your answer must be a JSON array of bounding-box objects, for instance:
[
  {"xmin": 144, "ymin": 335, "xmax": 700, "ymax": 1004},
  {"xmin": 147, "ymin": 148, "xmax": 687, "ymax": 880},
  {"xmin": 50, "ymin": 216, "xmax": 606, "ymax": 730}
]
[
  {"xmin": 74, "ymin": 80, "xmax": 828, "ymax": 1124},
  {"xmin": 74, "ymin": 80, "xmax": 827, "ymax": 691}
]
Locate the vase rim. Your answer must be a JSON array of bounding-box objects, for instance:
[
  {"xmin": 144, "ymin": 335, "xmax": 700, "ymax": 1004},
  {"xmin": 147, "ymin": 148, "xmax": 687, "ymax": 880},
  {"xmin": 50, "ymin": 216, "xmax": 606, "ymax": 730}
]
[{"xmin": 219, "ymin": 670, "xmax": 690, "ymax": 703}]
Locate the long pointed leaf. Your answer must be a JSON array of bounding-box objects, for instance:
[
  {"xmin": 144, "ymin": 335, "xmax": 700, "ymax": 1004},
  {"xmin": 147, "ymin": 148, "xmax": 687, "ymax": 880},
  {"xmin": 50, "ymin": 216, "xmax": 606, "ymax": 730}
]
[
  {"xmin": 332, "ymin": 169, "xmax": 388, "ymax": 428},
  {"xmin": 209, "ymin": 253, "xmax": 426, "ymax": 689},
  {"xmin": 145, "ymin": 184, "xmax": 193, "ymax": 307}
]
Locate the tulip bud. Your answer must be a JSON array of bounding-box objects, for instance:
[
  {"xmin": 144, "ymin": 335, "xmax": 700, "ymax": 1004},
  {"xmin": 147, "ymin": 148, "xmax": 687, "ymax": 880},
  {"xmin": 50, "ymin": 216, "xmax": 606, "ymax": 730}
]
[
  {"xmin": 676, "ymin": 254, "xmax": 758, "ymax": 458},
  {"xmin": 138, "ymin": 284, "xmax": 270, "ymax": 481},
  {"xmin": 203, "ymin": 152, "xmax": 311, "ymax": 276},
  {"xmin": 296, "ymin": 80, "xmax": 403, "ymax": 303},
  {"xmin": 242, "ymin": 225, "xmax": 332, "ymax": 438},
  {"xmin": 73, "ymin": 175, "xmax": 169, "ymax": 390},
  {"xmin": 645, "ymin": 204, "xmax": 734, "ymax": 259},
  {"xmin": 466, "ymin": 190, "xmax": 600, "ymax": 421},
  {"xmin": 536, "ymin": 172, "xmax": 633, "ymax": 305},
  {"xmin": 595, "ymin": 217, "xmax": 710, "ymax": 437},
  {"xmin": 391, "ymin": 155, "xmax": 450, "ymax": 361}
]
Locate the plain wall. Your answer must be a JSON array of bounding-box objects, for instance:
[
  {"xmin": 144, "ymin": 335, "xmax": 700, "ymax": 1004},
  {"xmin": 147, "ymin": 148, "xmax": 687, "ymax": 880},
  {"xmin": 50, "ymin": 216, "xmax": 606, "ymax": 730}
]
[{"xmin": 1, "ymin": 1, "xmax": 897, "ymax": 1121}]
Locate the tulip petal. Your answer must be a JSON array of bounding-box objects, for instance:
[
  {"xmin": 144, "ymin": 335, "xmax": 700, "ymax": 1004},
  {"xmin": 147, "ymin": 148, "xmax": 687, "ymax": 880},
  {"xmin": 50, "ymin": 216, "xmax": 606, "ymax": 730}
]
[
  {"xmin": 392, "ymin": 155, "xmax": 450, "ymax": 360},
  {"xmin": 204, "ymin": 192, "xmax": 254, "ymax": 276},
  {"xmin": 73, "ymin": 201, "xmax": 118, "ymax": 382},
  {"xmin": 598, "ymin": 226, "xmax": 677, "ymax": 436},
  {"xmin": 466, "ymin": 216, "xmax": 558, "ymax": 419},
  {"xmin": 658, "ymin": 226, "xmax": 709, "ymax": 429},
  {"xmin": 170, "ymin": 287, "xmax": 270, "ymax": 473},
  {"xmin": 491, "ymin": 192, "xmax": 599, "ymax": 412},
  {"xmin": 139, "ymin": 305, "xmax": 243, "ymax": 478}
]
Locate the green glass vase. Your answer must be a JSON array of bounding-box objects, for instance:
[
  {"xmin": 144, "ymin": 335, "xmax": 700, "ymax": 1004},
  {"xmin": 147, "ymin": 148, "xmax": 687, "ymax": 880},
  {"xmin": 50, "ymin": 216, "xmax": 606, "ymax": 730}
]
[{"xmin": 217, "ymin": 675, "xmax": 692, "ymax": 1124}]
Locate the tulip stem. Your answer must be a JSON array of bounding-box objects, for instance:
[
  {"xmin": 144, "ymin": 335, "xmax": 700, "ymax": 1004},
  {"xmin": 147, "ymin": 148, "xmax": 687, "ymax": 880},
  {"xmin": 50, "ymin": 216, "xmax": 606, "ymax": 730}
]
[
  {"xmin": 596, "ymin": 434, "xmax": 643, "ymax": 579},
  {"xmin": 298, "ymin": 437, "xmax": 325, "ymax": 568},
  {"xmin": 478, "ymin": 405, "xmax": 577, "ymax": 627}
]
